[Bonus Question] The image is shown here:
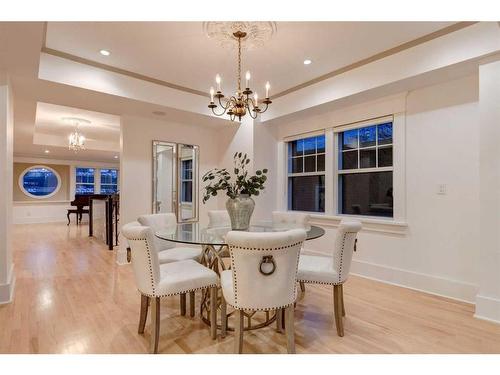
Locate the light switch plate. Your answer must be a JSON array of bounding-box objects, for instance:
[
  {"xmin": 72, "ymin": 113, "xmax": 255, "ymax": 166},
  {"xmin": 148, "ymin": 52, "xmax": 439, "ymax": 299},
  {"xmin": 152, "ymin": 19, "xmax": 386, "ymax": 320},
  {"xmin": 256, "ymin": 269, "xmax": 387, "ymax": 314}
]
[{"xmin": 438, "ymin": 184, "xmax": 447, "ymax": 195}]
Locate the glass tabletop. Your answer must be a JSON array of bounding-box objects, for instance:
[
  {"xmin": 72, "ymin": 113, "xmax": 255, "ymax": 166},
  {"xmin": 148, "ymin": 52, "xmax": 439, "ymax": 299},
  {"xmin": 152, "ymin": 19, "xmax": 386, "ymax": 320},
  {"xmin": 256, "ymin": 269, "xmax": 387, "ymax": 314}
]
[{"xmin": 155, "ymin": 221, "xmax": 325, "ymax": 246}]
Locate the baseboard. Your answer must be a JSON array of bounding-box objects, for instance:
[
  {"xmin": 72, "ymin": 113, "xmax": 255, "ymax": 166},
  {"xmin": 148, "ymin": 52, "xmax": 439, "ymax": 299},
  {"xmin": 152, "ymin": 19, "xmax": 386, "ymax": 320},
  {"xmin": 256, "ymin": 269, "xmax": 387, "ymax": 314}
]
[
  {"xmin": 14, "ymin": 217, "xmax": 89, "ymax": 224},
  {"xmin": 474, "ymin": 295, "xmax": 500, "ymax": 324},
  {"xmin": 0, "ymin": 265, "xmax": 15, "ymax": 304},
  {"xmin": 302, "ymin": 248, "xmax": 478, "ymax": 304}
]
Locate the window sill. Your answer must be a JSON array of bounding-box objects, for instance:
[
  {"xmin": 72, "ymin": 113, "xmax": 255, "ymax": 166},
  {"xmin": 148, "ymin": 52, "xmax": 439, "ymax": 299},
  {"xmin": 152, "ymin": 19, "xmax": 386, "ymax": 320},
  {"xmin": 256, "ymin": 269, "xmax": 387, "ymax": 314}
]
[
  {"xmin": 308, "ymin": 213, "xmax": 407, "ymax": 235},
  {"xmin": 14, "ymin": 200, "xmax": 72, "ymax": 205}
]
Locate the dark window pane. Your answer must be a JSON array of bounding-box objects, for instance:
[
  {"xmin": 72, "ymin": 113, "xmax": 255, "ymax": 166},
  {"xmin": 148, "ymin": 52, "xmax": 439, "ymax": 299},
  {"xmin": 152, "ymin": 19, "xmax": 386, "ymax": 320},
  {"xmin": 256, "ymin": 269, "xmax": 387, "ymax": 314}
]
[
  {"xmin": 341, "ymin": 150, "xmax": 358, "ymax": 170},
  {"xmin": 316, "ymin": 135, "xmax": 325, "ymax": 153},
  {"xmin": 288, "ymin": 175, "xmax": 325, "ymax": 212},
  {"xmin": 317, "ymin": 154, "xmax": 325, "ymax": 171},
  {"xmin": 359, "ymin": 126, "xmax": 376, "ymax": 148},
  {"xmin": 303, "ymin": 137, "xmax": 316, "ymax": 155},
  {"xmin": 304, "ymin": 155, "xmax": 316, "ymax": 172},
  {"xmin": 101, "ymin": 185, "xmax": 118, "ymax": 194},
  {"xmin": 182, "ymin": 181, "xmax": 193, "ymax": 202},
  {"xmin": 22, "ymin": 167, "xmax": 59, "ymax": 196},
  {"xmin": 360, "ymin": 148, "xmax": 376, "ymax": 168},
  {"xmin": 100, "ymin": 169, "xmax": 118, "ymax": 185},
  {"xmin": 378, "ymin": 122, "xmax": 393, "ymax": 145},
  {"xmin": 75, "ymin": 183, "xmax": 94, "ymax": 195},
  {"xmin": 182, "ymin": 160, "xmax": 192, "ymax": 179},
  {"xmin": 289, "ymin": 139, "xmax": 304, "ymax": 157},
  {"xmin": 76, "ymin": 168, "xmax": 95, "ymax": 184},
  {"xmin": 291, "ymin": 158, "xmax": 303, "ymax": 173},
  {"xmin": 339, "ymin": 171, "xmax": 393, "ymax": 217},
  {"xmin": 378, "ymin": 146, "xmax": 393, "ymax": 167},
  {"xmin": 342, "ymin": 129, "xmax": 358, "ymax": 150}
]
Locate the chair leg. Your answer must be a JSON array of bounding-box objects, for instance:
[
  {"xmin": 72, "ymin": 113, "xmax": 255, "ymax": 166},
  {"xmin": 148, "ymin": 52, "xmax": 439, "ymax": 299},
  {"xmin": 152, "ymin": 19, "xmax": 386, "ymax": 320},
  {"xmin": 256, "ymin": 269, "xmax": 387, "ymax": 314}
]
[
  {"xmin": 276, "ymin": 308, "xmax": 283, "ymax": 333},
  {"xmin": 67, "ymin": 212, "xmax": 70, "ymax": 226},
  {"xmin": 150, "ymin": 297, "xmax": 160, "ymax": 354},
  {"xmin": 285, "ymin": 305, "xmax": 296, "ymax": 354},
  {"xmin": 210, "ymin": 287, "xmax": 217, "ymax": 340},
  {"xmin": 340, "ymin": 284, "xmax": 346, "ymax": 317},
  {"xmin": 221, "ymin": 294, "xmax": 227, "ymax": 338},
  {"xmin": 333, "ymin": 285, "xmax": 344, "ymax": 337},
  {"xmin": 299, "ymin": 281, "xmax": 306, "ymax": 293},
  {"xmin": 180, "ymin": 293, "xmax": 186, "ymax": 316},
  {"xmin": 235, "ymin": 309, "xmax": 244, "ymax": 354},
  {"xmin": 189, "ymin": 291, "xmax": 195, "ymax": 317},
  {"xmin": 138, "ymin": 294, "xmax": 149, "ymax": 334}
]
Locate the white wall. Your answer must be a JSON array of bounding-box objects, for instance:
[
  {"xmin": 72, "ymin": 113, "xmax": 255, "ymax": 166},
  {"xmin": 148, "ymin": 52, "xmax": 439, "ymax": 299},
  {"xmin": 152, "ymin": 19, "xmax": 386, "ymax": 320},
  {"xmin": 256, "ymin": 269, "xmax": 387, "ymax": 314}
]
[
  {"xmin": 119, "ymin": 116, "xmax": 230, "ymax": 263},
  {"xmin": 266, "ymin": 74, "xmax": 481, "ymax": 303},
  {"xmin": 12, "ymin": 156, "xmax": 119, "ymax": 224},
  {"xmin": 476, "ymin": 60, "xmax": 500, "ymax": 322},
  {"xmin": 0, "ymin": 83, "xmax": 14, "ymax": 304}
]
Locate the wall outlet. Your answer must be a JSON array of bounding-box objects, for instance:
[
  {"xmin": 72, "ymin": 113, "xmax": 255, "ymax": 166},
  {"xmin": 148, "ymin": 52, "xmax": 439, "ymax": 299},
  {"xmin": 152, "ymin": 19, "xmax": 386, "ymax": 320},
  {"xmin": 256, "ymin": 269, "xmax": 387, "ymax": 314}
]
[{"xmin": 437, "ymin": 184, "xmax": 447, "ymax": 195}]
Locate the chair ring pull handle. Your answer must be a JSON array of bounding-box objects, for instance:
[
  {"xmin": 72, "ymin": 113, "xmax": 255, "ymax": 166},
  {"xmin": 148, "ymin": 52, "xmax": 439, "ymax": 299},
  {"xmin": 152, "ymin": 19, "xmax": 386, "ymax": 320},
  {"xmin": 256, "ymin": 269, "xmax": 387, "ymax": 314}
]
[{"xmin": 259, "ymin": 255, "xmax": 276, "ymax": 276}]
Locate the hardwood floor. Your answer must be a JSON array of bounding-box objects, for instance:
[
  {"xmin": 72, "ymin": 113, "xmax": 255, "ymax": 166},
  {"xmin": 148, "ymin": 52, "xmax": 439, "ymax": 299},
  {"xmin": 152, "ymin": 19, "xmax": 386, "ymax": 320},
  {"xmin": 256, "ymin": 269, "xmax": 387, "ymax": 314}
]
[{"xmin": 1, "ymin": 222, "xmax": 500, "ymax": 354}]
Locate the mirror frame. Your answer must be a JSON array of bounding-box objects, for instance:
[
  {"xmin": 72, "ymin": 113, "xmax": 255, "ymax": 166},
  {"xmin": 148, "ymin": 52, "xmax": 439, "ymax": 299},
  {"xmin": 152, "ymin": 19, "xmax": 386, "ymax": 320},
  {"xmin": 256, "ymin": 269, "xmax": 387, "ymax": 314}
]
[{"xmin": 152, "ymin": 140, "xmax": 199, "ymax": 223}]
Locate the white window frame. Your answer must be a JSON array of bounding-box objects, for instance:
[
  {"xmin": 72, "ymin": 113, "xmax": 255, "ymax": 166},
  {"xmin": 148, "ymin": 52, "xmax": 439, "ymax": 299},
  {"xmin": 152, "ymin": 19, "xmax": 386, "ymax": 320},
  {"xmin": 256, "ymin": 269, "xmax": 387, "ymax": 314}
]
[
  {"xmin": 180, "ymin": 159, "xmax": 193, "ymax": 203},
  {"xmin": 75, "ymin": 167, "xmax": 96, "ymax": 195},
  {"xmin": 278, "ymin": 113, "xmax": 406, "ymax": 225},
  {"xmin": 286, "ymin": 133, "xmax": 326, "ymax": 212},
  {"xmin": 18, "ymin": 165, "xmax": 62, "ymax": 199},
  {"xmin": 100, "ymin": 168, "xmax": 119, "ymax": 194},
  {"xmin": 334, "ymin": 118, "xmax": 395, "ymax": 218}
]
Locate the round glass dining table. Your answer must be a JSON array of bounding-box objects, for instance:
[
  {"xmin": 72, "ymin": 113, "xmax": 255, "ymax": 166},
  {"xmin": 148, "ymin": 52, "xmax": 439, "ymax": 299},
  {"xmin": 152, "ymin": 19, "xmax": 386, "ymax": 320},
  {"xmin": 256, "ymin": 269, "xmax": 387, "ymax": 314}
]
[{"xmin": 155, "ymin": 222, "xmax": 325, "ymax": 333}]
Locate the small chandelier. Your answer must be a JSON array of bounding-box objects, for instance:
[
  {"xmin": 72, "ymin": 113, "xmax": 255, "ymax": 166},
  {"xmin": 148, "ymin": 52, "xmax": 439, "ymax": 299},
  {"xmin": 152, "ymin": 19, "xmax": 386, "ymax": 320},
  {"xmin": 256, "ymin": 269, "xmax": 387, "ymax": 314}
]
[
  {"xmin": 208, "ymin": 31, "xmax": 272, "ymax": 121},
  {"xmin": 63, "ymin": 117, "xmax": 90, "ymax": 152}
]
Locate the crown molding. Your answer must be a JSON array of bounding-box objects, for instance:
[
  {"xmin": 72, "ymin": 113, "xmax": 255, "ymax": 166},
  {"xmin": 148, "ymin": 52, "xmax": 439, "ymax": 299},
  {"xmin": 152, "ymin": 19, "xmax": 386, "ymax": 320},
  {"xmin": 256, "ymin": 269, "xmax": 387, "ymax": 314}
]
[{"xmin": 41, "ymin": 22, "xmax": 477, "ymax": 102}]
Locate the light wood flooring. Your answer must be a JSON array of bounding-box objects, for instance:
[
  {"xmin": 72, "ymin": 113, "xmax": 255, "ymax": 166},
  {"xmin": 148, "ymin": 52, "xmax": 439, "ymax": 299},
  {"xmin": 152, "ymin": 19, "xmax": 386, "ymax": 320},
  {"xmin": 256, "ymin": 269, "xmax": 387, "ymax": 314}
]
[{"xmin": 1, "ymin": 222, "xmax": 499, "ymax": 354}]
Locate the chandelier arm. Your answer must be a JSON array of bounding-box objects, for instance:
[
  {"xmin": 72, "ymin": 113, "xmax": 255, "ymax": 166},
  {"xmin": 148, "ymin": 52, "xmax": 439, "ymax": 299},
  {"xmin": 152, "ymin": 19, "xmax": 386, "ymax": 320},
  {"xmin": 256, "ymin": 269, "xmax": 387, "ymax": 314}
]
[
  {"xmin": 258, "ymin": 102, "xmax": 270, "ymax": 114},
  {"xmin": 248, "ymin": 109, "xmax": 258, "ymax": 119},
  {"xmin": 211, "ymin": 105, "xmax": 228, "ymax": 116}
]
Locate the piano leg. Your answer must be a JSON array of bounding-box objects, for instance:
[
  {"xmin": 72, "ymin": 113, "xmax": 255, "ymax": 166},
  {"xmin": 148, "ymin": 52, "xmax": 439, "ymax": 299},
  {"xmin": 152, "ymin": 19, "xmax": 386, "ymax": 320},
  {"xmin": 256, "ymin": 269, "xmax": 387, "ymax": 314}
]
[{"xmin": 67, "ymin": 211, "xmax": 71, "ymax": 226}]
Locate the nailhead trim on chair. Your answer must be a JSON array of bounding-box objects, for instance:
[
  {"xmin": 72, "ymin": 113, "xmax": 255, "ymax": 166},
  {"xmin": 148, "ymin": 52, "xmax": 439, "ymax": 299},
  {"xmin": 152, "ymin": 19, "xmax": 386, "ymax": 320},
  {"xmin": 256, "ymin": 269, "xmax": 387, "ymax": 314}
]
[
  {"xmin": 128, "ymin": 236, "xmax": 218, "ymax": 298},
  {"xmin": 229, "ymin": 240, "xmax": 303, "ymax": 310},
  {"xmin": 140, "ymin": 283, "xmax": 219, "ymax": 298}
]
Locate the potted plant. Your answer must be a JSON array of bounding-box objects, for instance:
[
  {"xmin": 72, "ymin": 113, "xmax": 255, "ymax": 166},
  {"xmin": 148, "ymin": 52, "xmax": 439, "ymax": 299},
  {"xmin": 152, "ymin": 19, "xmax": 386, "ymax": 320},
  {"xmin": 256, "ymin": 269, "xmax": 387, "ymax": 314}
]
[{"xmin": 202, "ymin": 152, "xmax": 268, "ymax": 230}]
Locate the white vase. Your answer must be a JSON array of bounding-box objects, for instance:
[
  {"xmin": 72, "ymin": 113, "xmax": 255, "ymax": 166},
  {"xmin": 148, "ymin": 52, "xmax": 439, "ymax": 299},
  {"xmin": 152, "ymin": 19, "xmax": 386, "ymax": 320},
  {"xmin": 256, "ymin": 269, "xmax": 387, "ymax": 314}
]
[{"xmin": 225, "ymin": 194, "xmax": 255, "ymax": 231}]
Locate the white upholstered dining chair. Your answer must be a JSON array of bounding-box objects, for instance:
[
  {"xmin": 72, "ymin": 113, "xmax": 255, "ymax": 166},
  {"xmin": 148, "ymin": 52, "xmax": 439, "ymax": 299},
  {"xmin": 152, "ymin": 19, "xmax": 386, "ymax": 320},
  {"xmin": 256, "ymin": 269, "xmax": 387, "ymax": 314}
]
[
  {"xmin": 138, "ymin": 213, "xmax": 203, "ymax": 317},
  {"xmin": 272, "ymin": 211, "xmax": 311, "ymax": 293},
  {"xmin": 207, "ymin": 210, "xmax": 231, "ymax": 228},
  {"xmin": 272, "ymin": 211, "xmax": 311, "ymax": 230},
  {"xmin": 296, "ymin": 220, "xmax": 361, "ymax": 337},
  {"xmin": 122, "ymin": 222, "xmax": 219, "ymax": 353},
  {"xmin": 221, "ymin": 229, "xmax": 307, "ymax": 354}
]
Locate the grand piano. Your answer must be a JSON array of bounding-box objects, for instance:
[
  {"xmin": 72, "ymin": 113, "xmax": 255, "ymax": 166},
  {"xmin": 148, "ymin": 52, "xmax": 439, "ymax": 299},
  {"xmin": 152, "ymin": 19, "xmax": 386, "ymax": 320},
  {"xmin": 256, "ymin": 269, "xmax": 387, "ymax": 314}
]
[{"xmin": 67, "ymin": 194, "xmax": 110, "ymax": 225}]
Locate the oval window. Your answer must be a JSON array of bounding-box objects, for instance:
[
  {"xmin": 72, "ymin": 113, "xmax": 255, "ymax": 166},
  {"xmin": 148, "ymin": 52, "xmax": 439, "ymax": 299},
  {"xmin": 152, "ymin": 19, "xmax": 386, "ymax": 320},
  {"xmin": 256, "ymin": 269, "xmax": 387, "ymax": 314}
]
[{"xmin": 19, "ymin": 165, "xmax": 61, "ymax": 199}]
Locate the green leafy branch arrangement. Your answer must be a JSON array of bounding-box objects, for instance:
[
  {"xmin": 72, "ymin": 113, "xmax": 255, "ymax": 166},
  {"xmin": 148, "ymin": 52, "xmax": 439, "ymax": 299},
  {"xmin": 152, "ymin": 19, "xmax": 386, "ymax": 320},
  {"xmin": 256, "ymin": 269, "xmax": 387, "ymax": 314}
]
[{"xmin": 202, "ymin": 152, "xmax": 268, "ymax": 203}]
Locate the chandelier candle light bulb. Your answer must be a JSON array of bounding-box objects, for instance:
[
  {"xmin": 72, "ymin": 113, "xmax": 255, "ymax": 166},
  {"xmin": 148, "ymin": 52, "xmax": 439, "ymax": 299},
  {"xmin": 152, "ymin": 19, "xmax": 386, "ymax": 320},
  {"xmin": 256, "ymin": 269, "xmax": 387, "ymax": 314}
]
[
  {"xmin": 245, "ymin": 71, "xmax": 251, "ymax": 88},
  {"xmin": 216, "ymin": 74, "xmax": 221, "ymax": 91},
  {"xmin": 210, "ymin": 87, "xmax": 215, "ymax": 102},
  {"xmin": 265, "ymin": 81, "xmax": 270, "ymax": 98}
]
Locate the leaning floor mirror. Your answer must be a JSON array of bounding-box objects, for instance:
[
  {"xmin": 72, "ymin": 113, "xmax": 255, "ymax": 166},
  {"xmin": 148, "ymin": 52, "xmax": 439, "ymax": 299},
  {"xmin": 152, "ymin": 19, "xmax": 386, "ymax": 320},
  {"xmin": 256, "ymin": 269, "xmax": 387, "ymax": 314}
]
[{"xmin": 152, "ymin": 141, "xmax": 199, "ymax": 222}]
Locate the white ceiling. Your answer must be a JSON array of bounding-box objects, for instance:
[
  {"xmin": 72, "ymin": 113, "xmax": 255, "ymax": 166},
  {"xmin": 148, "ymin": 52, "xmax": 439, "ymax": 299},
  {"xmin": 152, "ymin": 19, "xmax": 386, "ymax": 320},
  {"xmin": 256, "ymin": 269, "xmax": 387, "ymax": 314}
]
[
  {"xmin": 34, "ymin": 102, "xmax": 120, "ymax": 153},
  {"xmin": 46, "ymin": 22, "xmax": 453, "ymax": 97}
]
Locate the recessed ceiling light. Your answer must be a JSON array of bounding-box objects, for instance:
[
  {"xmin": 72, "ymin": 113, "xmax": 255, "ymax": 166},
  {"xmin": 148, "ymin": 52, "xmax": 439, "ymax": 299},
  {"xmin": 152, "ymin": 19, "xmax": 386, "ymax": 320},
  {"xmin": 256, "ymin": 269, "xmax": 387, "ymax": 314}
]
[
  {"xmin": 303, "ymin": 59, "xmax": 312, "ymax": 65},
  {"xmin": 114, "ymin": 155, "xmax": 119, "ymax": 159},
  {"xmin": 44, "ymin": 150, "xmax": 50, "ymax": 154},
  {"xmin": 99, "ymin": 49, "xmax": 111, "ymax": 56}
]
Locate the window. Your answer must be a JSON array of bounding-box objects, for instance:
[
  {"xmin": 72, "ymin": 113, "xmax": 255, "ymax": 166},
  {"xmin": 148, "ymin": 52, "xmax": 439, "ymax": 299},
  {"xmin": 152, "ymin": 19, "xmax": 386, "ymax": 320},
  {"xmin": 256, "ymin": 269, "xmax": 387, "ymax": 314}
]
[
  {"xmin": 287, "ymin": 135, "xmax": 325, "ymax": 212},
  {"xmin": 180, "ymin": 159, "xmax": 193, "ymax": 203},
  {"xmin": 75, "ymin": 168, "xmax": 95, "ymax": 195},
  {"xmin": 338, "ymin": 122, "xmax": 393, "ymax": 217},
  {"xmin": 100, "ymin": 169, "xmax": 119, "ymax": 194},
  {"xmin": 19, "ymin": 166, "xmax": 61, "ymax": 199}
]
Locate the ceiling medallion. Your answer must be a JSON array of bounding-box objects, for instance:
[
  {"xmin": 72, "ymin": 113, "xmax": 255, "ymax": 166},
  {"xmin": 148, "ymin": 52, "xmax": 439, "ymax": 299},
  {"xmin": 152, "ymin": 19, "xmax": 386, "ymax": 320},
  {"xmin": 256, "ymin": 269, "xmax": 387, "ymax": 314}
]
[
  {"xmin": 208, "ymin": 30, "xmax": 272, "ymax": 122},
  {"xmin": 203, "ymin": 21, "xmax": 277, "ymax": 50},
  {"xmin": 63, "ymin": 117, "xmax": 90, "ymax": 152}
]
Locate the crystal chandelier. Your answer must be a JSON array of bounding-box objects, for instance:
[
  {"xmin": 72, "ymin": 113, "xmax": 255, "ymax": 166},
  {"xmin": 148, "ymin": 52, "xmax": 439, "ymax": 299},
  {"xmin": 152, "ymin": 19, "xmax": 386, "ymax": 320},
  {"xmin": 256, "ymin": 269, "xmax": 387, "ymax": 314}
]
[
  {"xmin": 64, "ymin": 117, "xmax": 90, "ymax": 152},
  {"xmin": 208, "ymin": 30, "xmax": 272, "ymax": 121}
]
